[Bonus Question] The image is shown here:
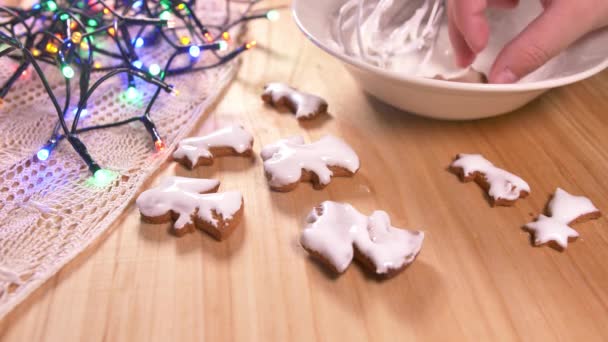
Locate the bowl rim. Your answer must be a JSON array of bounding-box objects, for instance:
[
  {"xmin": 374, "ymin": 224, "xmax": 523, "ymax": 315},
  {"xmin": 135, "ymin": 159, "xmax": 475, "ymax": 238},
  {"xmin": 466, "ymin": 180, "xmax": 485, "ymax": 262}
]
[{"xmin": 291, "ymin": 0, "xmax": 608, "ymax": 93}]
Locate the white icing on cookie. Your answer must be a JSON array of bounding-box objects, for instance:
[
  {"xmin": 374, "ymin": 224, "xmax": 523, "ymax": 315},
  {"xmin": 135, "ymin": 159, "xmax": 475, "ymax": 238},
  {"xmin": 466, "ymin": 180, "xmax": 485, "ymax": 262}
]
[
  {"xmin": 301, "ymin": 201, "xmax": 424, "ymax": 274},
  {"xmin": 451, "ymin": 154, "xmax": 530, "ymax": 203},
  {"xmin": 548, "ymin": 188, "xmax": 600, "ymax": 224},
  {"xmin": 260, "ymin": 135, "xmax": 360, "ymax": 188},
  {"xmin": 262, "ymin": 83, "xmax": 328, "ymax": 119},
  {"xmin": 525, "ymin": 188, "xmax": 600, "ymax": 249},
  {"xmin": 173, "ymin": 125, "xmax": 253, "ymax": 166},
  {"xmin": 136, "ymin": 176, "xmax": 242, "ymax": 232}
]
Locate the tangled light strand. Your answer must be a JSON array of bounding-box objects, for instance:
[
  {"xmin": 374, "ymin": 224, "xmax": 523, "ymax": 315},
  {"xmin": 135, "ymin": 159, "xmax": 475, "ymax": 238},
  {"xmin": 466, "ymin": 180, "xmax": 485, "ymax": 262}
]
[{"xmin": 0, "ymin": 0, "xmax": 279, "ymax": 182}]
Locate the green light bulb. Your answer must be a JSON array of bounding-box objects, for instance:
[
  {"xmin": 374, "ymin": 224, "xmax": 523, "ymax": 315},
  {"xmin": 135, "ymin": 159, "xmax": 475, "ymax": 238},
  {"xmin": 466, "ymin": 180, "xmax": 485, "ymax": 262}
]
[
  {"xmin": 159, "ymin": 10, "xmax": 171, "ymax": 21},
  {"xmin": 46, "ymin": 1, "xmax": 58, "ymax": 12},
  {"xmin": 149, "ymin": 64, "xmax": 161, "ymax": 76},
  {"xmin": 91, "ymin": 169, "xmax": 116, "ymax": 187},
  {"xmin": 126, "ymin": 86, "xmax": 138, "ymax": 100},
  {"xmin": 62, "ymin": 65, "xmax": 74, "ymax": 79},
  {"xmin": 87, "ymin": 18, "xmax": 98, "ymax": 27},
  {"xmin": 218, "ymin": 40, "xmax": 228, "ymax": 51}
]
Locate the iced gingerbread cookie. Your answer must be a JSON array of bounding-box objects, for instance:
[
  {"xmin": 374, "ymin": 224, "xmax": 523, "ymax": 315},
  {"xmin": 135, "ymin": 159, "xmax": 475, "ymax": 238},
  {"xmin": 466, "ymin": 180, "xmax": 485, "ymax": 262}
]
[
  {"xmin": 301, "ymin": 201, "xmax": 424, "ymax": 277},
  {"xmin": 173, "ymin": 125, "xmax": 254, "ymax": 169},
  {"xmin": 136, "ymin": 176, "xmax": 244, "ymax": 239},
  {"xmin": 260, "ymin": 135, "xmax": 360, "ymax": 192},
  {"xmin": 261, "ymin": 82, "xmax": 328, "ymax": 120},
  {"xmin": 525, "ymin": 188, "xmax": 601, "ymax": 250},
  {"xmin": 449, "ymin": 153, "xmax": 530, "ymax": 206}
]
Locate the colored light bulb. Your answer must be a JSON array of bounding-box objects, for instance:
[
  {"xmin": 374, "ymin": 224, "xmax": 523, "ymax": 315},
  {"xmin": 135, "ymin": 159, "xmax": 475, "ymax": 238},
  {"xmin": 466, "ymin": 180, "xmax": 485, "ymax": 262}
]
[
  {"xmin": 266, "ymin": 10, "xmax": 280, "ymax": 22},
  {"xmin": 45, "ymin": 1, "xmax": 57, "ymax": 12},
  {"xmin": 32, "ymin": 48, "xmax": 41, "ymax": 57},
  {"xmin": 62, "ymin": 65, "xmax": 75, "ymax": 79},
  {"xmin": 59, "ymin": 13, "xmax": 69, "ymax": 21},
  {"xmin": 154, "ymin": 139, "xmax": 166, "ymax": 152},
  {"xmin": 37, "ymin": 148, "xmax": 50, "ymax": 161},
  {"xmin": 179, "ymin": 36, "xmax": 190, "ymax": 45},
  {"xmin": 159, "ymin": 10, "xmax": 171, "ymax": 21},
  {"xmin": 107, "ymin": 27, "xmax": 116, "ymax": 36},
  {"xmin": 45, "ymin": 42, "xmax": 58, "ymax": 54},
  {"xmin": 222, "ymin": 32, "xmax": 230, "ymax": 41},
  {"xmin": 188, "ymin": 45, "xmax": 200, "ymax": 58},
  {"xmin": 218, "ymin": 41, "xmax": 228, "ymax": 51},
  {"xmin": 71, "ymin": 32, "xmax": 82, "ymax": 44},
  {"xmin": 92, "ymin": 169, "xmax": 116, "ymax": 187},
  {"xmin": 149, "ymin": 63, "xmax": 161, "ymax": 76},
  {"xmin": 133, "ymin": 1, "xmax": 142, "ymax": 9},
  {"xmin": 134, "ymin": 37, "xmax": 144, "ymax": 48},
  {"xmin": 245, "ymin": 40, "xmax": 257, "ymax": 49},
  {"xmin": 87, "ymin": 18, "xmax": 97, "ymax": 27},
  {"xmin": 204, "ymin": 32, "xmax": 213, "ymax": 42},
  {"xmin": 132, "ymin": 60, "xmax": 143, "ymax": 69},
  {"xmin": 126, "ymin": 86, "xmax": 138, "ymax": 100}
]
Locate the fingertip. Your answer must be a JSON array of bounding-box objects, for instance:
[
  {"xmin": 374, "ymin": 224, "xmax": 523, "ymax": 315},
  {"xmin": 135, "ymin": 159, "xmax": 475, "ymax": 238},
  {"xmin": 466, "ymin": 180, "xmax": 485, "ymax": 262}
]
[{"xmin": 448, "ymin": 14, "xmax": 476, "ymax": 67}]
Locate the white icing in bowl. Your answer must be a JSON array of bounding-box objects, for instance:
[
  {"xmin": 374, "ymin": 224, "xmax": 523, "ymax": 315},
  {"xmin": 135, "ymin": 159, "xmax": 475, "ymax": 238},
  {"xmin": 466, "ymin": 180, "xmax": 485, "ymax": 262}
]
[{"xmin": 292, "ymin": 0, "xmax": 608, "ymax": 119}]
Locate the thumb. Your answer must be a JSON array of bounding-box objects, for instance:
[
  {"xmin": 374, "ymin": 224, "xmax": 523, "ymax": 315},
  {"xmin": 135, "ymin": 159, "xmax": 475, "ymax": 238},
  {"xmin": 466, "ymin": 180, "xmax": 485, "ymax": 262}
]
[{"xmin": 489, "ymin": 2, "xmax": 595, "ymax": 83}]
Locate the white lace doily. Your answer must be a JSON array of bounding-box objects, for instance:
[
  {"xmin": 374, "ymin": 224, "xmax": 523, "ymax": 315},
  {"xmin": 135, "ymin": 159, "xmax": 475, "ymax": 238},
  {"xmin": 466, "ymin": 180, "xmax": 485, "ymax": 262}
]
[{"xmin": 0, "ymin": 0, "xmax": 245, "ymax": 318}]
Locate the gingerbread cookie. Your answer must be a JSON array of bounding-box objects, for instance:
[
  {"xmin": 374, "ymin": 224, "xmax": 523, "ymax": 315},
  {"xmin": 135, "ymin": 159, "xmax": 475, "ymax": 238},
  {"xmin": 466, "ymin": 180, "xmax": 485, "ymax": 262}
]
[
  {"xmin": 261, "ymin": 82, "xmax": 328, "ymax": 120},
  {"xmin": 449, "ymin": 153, "xmax": 530, "ymax": 206},
  {"xmin": 136, "ymin": 176, "xmax": 244, "ymax": 239},
  {"xmin": 300, "ymin": 201, "xmax": 424, "ymax": 277},
  {"xmin": 260, "ymin": 135, "xmax": 360, "ymax": 192},
  {"xmin": 525, "ymin": 188, "xmax": 601, "ymax": 250},
  {"xmin": 173, "ymin": 125, "xmax": 254, "ymax": 169}
]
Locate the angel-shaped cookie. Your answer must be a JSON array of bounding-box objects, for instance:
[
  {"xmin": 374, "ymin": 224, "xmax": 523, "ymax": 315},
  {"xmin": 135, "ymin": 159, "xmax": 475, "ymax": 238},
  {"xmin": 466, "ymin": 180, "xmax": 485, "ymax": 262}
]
[{"xmin": 300, "ymin": 201, "xmax": 424, "ymax": 277}]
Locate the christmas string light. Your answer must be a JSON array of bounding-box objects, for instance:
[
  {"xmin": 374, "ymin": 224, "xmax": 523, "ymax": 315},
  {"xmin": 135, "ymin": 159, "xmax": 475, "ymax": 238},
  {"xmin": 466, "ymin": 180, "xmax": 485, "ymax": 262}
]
[{"xmin": 0, "ymin": 0, "xmax": 279, "ymax": 178}]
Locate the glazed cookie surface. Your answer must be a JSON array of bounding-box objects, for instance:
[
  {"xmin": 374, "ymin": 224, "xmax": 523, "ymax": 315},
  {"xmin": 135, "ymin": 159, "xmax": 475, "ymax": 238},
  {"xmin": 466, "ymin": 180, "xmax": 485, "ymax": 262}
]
[
  {"xmin": 261, "ymin": 82, "xmax": 328, "ymax": 120},
  {"xmin": 525, "ymin": 188, "xmax": 601, "ymax": 250},
  {"xmin": 173, "ymin": 125, "xmax": 254, "ymax": 169},
  {"xmin": 136, "ymin": 176, "xmax": 244, "ymax": 239},
  {"xmin": 300, "ymin": 201, "xmax": 424, "ymax": 277},
  {"xmin": 450, "ymin": 153, "xmax": 530, "ymax": 206},
  {"xmin": 260, "ymin": 135, "xmax": 360, "ymax": 191}
]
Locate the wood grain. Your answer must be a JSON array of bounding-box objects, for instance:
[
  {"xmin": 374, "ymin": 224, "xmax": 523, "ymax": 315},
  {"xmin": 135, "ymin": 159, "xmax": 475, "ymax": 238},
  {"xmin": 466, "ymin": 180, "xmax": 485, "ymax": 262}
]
[{"xmin": 2, "ymin": 1, "xmax": 608, "ymax": 341}]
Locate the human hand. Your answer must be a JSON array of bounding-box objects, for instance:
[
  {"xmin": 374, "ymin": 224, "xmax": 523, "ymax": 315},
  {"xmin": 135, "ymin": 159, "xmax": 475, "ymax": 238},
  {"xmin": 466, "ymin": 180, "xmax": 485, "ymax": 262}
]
[{"xmin": 447, "ymin": 0, "xmax": 608, "ymax": 83}]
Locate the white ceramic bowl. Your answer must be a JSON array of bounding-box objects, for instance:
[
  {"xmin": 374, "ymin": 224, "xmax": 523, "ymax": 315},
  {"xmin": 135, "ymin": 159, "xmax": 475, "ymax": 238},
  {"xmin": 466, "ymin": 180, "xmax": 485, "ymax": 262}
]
[{"xmin": 292, "ymin": 0, "xmax": 608, "ymax": 120}]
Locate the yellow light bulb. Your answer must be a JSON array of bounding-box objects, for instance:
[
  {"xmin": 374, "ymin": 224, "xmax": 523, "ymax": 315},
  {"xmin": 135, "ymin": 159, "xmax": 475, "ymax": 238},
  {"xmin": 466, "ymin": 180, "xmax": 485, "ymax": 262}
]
[
  {"xmin": 45, "ymin": 42, "xmax": 58, "ymax": 54},
  {"xmin": 179, "ymin": 36, "xmax": 190, "ymax": 45},
  {"xmin": 71, "ymin": 32, "xmax": 82, "ymax": 44}
]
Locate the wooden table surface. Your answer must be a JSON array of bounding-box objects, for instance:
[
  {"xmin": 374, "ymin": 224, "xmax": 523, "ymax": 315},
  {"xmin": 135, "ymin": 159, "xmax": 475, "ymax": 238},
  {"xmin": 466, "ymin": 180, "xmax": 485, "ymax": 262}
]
[{"xmin": 2, "ymin": 2, "xmax": 608, "ymax": 341}]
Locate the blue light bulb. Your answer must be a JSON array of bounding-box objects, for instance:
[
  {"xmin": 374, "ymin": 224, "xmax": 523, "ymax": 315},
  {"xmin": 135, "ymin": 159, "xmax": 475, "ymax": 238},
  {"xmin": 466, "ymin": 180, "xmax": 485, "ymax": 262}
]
[
  {"xmin": 189, "ymin": 45, "xmax": 200, "ymax": 58},
  {"xmin": 134, "ymin": 37, "xmax": 144, "ymax": 48},
  {"xmin": 37, "ymin": 148, "xmax": 50, "ymax": 161},
  {"xmin": 132, "ymin": 60, "xmax": 143, "ymax": 69}
]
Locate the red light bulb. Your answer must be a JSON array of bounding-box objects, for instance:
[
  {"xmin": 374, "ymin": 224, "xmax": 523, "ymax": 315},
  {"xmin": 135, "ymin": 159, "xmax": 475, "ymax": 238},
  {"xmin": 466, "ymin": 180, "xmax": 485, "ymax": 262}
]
[{"xmin": 154, "ymin": 139, "xmax": 166, "ymax": 152}]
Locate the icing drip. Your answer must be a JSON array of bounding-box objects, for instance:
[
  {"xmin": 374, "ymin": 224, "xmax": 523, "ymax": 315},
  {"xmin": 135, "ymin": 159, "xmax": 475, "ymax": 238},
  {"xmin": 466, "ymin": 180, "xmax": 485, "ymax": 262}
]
[
  {"xmin": 301, "ymin": 201, "xmax": 424, "ymax": 274},
  {"xmin": 525, "ymin": 188, "xmax": 601, "ymax": 249},
  {"xmin": 262, "ymin": 83, "xmax": 328, "ymax": 119},
  {"xmin": 136, "ymin": 176, "xmax": 243, "ymax": 231},
  {"xmin": 260, "ymin": 135, "xmax": 360, "ymax": 188},
  {"xmin": 451, "ymin": 154, "xmax": 530, "ymax": 203},
  {"xmin": 173, "ymin": 125, "xmax": 253, "ymax": 166}
]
